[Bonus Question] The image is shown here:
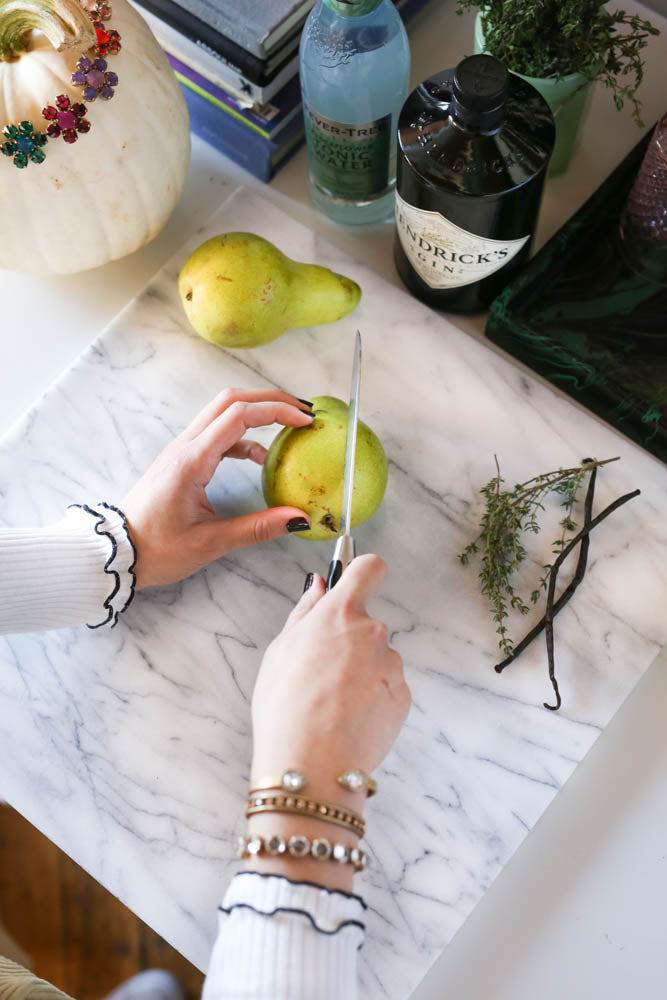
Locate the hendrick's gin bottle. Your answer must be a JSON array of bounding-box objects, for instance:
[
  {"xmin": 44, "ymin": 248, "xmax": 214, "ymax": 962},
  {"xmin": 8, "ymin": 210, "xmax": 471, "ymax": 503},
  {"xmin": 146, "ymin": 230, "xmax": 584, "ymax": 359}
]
[{"xmin": 394, "ymin": 55, "xmax": 555, "ymax": 313}]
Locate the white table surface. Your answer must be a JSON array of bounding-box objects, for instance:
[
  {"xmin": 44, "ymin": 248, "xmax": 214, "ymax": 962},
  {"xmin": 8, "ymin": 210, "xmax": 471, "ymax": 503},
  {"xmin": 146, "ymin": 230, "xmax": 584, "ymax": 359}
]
[{"xmin": 2, "ymin": 3, "xmax": 667, "ymax": 998}]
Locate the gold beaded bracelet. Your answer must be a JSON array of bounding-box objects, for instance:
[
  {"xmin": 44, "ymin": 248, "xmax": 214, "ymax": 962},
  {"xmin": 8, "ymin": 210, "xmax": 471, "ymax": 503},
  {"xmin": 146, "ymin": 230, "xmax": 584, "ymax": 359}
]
[
  {"xmin": 236, "ymin": 833, "xmax": 369, "ymax": 871},
  {"xmin": 246, "ymin": 790, "xmax": 366, "ymax": 837}
]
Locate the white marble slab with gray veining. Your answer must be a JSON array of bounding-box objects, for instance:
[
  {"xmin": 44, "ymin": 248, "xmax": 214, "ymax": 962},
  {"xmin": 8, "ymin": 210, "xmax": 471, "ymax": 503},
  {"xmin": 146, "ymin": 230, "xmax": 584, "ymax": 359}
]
[{"xmin": 1, "ymin": 186, "xmax": 666, "ymax": 999}]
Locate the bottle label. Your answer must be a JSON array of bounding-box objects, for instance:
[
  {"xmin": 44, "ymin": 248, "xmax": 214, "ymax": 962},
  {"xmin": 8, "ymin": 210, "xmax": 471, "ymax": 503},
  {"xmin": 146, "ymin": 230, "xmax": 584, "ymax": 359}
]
[
  {"xmin": 304, "ymin": 101, "xmax": 391, "ymax": 200},
  {"xmin": 395, "ymin": 193, "xmax": 530, "ymax": 289},
  {"xmin": 323, "ymin": 0, "xmax": 383, "ymax": 15}
]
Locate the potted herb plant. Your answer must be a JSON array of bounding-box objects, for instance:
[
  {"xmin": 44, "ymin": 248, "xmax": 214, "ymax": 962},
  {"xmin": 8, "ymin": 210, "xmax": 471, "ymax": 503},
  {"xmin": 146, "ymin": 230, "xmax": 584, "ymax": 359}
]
[{"xmin": 458, "ymin": 0, "xmax": 659, "ymax": 175}]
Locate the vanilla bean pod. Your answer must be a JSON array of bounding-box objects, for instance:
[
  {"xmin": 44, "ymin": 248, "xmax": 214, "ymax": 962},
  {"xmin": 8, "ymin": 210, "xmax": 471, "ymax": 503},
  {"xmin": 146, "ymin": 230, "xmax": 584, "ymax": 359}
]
[
  {"xmin": 543, "ymin": 583, "xmax": 560, "ymax": 709},
  {"xmin": 495, "ymin": 463, "xmax": 598, "ymax": 675},
  {"xmin": 541, "ymin": 487, "xmax": 641, "ymax": 710},
  {"xmin": 543, "ymin": 465, "xmax": 597, "ymax": 710}
]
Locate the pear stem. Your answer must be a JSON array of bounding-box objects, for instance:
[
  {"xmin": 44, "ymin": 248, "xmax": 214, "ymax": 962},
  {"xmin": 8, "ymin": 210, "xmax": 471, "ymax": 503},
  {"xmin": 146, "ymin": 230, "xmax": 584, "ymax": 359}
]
[{"xmin": 0, "ymin": 0, "xmax": 95, "ymax": 62}]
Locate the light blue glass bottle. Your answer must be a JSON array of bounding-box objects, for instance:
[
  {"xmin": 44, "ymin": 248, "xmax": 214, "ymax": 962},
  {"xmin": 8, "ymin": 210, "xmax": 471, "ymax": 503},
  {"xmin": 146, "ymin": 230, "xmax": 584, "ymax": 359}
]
[{"xmin": 299, "ymin": 0, "xmax": 410, "ymax": 225}]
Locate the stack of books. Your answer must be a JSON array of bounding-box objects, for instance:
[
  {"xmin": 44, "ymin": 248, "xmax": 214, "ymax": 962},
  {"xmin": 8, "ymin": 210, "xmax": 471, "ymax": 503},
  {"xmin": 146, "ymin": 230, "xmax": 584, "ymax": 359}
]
[{"xmin": 131, "ymin": 0, "xmax": 436, "ymax": 181}]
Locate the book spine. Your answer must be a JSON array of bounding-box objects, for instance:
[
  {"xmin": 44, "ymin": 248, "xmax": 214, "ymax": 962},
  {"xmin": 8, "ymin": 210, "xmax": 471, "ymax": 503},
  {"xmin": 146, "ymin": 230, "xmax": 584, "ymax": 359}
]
[
  {"xmin": 168, "ymin": 55, "xmax": 273, "ymax": 138},
  {"xmin": 183, "ymin": 86, "xmax": 273, "ymax": 180},
  {"xmin": 182, "ymin": 83, "xmax": 306, "ymax": 181},
  {"xmin": 136, "ymin": 0, "xmax": 266, "ymax": 81},
  {"xmin": 129, "ymin": 3, "xmax": 266, "ymax": 103},
  {"xmin": 168, "ymin": 51, "xmax": 302, "ymax": 119}
]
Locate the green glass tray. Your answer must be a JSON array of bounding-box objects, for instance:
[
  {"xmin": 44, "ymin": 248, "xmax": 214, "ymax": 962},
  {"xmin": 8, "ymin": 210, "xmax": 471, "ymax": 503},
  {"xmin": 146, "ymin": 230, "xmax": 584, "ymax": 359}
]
[{"xmin": 486, "ymin": 129, "xmax": 667, "ymax": 463}]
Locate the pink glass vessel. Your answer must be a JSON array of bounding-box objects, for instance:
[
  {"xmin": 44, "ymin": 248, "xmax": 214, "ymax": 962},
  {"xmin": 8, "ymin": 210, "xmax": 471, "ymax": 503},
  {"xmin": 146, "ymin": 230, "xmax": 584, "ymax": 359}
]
[{"xmin": 619, "ymin": 112, "xmax": 667, "ymax": 286}]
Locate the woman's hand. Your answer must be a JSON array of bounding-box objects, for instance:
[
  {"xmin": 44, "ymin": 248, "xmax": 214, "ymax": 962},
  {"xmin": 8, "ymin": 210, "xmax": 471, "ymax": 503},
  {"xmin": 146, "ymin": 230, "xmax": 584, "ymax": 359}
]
[
  {"xmin": 122, "ymin": 389, "xmax": 315, "ymax": 589},
  {"xmin": 246, "ymin": 556, "xmax": 411, "ymax": 889},
  {"xmin": 252, "ymin": 555, "xmax": 410, "ymax": 787}
]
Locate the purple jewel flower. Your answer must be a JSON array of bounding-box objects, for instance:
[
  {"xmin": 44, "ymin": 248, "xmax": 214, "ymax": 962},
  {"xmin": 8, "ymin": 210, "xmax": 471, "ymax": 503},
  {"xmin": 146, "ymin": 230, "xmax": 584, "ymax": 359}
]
[
  {"xmin": 70, "ymin": 45, "xmax": 119, "ymax": 102},
  {"xmin": 86, "ymin": 68, "xmax": 106, "ymax": 89}
]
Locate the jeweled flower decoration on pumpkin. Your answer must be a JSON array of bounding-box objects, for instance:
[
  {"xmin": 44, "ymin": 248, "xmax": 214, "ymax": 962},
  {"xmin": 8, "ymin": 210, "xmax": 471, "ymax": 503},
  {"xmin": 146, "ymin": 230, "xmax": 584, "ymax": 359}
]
[
  {"xmin": 72, "ymin": 55, "xmax": 118, "ymax": 100},
  {"xmin": 42, "ymin": 96, "xmax": 91, "ymax": 143},
  {"xmin": 2, "ymin": 0, "xmax": 120, "ymax": 168},
  {"xmin": 91, "ymin": 19, "xmax": 121, "ymax": 56},
  {"xmin": 1, "ymin": 121, "xmax": 47, "ymax": 168},
  {"xmin": 91, "ymin": 0, "xmax": 112, "ymax": 18}
]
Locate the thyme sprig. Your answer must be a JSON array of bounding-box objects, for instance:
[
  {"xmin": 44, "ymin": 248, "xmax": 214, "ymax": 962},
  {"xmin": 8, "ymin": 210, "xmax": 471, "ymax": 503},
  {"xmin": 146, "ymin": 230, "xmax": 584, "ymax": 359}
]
[{"xmin": 459, "ymin": 456, "xmax": 619, "ymax": 658}]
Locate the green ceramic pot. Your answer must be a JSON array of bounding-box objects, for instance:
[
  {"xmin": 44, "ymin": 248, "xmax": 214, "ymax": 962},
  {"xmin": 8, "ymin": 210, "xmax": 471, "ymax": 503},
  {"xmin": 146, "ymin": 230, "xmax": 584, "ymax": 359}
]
[{"xmin": 474, "ymin": 12, "xmax": 592, "ymax": 176}]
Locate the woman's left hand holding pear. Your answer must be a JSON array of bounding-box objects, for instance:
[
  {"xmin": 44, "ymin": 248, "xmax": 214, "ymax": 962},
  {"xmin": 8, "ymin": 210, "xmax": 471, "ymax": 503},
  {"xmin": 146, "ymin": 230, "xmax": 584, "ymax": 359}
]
[{"xmin": 122, "ymin": 388, "xmax": 315, "ymax": 589}]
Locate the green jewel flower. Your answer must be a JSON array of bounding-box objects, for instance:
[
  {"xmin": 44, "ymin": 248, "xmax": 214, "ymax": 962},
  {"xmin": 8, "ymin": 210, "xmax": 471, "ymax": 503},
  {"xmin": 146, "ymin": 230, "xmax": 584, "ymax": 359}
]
[{"xmin": 1, "ymin": 121, "xmax": 48, "ymax": 168}]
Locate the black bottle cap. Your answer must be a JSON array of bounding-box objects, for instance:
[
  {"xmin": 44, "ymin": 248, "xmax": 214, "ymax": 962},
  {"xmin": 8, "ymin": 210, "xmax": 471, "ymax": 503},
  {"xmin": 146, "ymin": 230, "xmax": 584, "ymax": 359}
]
[{"xmin": 452, "ymin": 55, "xmax": 509, "ymax": 128}]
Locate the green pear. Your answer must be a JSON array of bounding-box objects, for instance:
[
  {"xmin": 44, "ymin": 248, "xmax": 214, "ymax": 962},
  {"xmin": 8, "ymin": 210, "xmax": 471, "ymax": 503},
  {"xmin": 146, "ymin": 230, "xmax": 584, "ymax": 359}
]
[
  {"xmin": 262, "ymin": 395, "xmax": 388, "ymax": 541},
  {"xmin": 178, "ymin": 233, "xmax": 361, "ymax": 349}
]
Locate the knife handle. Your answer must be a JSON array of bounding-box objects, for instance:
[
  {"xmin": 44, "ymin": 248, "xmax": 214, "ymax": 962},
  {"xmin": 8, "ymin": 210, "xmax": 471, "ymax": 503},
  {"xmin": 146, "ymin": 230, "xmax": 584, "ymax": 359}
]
[{"xmin": 326, "ymin": 533, "xmax": 356, "ymax": 591}]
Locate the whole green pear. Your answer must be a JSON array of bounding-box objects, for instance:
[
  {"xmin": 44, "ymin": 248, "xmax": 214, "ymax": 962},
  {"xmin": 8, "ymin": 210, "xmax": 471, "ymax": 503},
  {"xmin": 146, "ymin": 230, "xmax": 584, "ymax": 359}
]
[
  {"xmin": 262, "ymin": 396, "xmax": 388, "ymax": 541},
  {"xmin": 178, "ymin": 233, "xmax": 361, "ymax": 349}
]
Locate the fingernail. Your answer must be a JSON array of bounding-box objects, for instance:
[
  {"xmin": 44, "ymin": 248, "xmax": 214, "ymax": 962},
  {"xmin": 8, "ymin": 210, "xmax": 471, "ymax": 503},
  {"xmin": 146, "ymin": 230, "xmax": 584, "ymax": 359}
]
[
  {"xmin": 286, "ymin": 517, "xmax": 311, "ymax": 533},
  {"xmin": 303, "ymin": 572, "xmax": 314, "ymax": 592},
  {"xmin": 298, "ymin": 398, "xmax": 314, "ymax": 409}
]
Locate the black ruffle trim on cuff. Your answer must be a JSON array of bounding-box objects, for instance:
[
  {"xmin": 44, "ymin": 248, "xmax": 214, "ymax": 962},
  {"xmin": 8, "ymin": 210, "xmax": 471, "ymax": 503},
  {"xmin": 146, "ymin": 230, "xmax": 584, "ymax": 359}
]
[
  {"xmin": 67, "ymin": 503, "xmax": 118, "ymax": 629},
  {"xmin": 229, "ymin": 871, "xmax": 367, "ymax": 907},
  {"xmin": 218, "ymin": 902, "xmax": 365, "ymax": 946},
  {"xmin": 98, "ymin": 502, "xmax": 137, "ymax": 621}
]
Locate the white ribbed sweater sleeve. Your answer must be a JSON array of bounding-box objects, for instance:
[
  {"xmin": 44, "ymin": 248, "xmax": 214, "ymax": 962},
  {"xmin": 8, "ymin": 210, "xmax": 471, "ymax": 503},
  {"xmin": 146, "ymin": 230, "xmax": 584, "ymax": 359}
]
[
  {"xmin": 0, "ymin": 505, "xmax": 136, "ymax": 634},
  {"xmin": 202, "ymin": 873, "xmax": 365, "ymax": 1000},
  {"xmin": 1, "ymin": 516, "xmax": 365, "ymax": 996}
]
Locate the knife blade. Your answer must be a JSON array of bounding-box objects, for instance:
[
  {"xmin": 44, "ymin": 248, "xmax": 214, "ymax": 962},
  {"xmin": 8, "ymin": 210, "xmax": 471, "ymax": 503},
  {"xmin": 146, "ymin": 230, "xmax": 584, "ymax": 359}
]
[{"xmin": 326, "ymin": 330, "xmax": 362, "ymax": 591}]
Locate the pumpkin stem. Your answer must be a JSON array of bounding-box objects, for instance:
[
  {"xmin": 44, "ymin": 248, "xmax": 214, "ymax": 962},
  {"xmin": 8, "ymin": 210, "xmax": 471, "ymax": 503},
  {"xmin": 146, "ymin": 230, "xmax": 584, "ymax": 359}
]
[{"xmin": 0, "ymin": 0, "xmax": 96, "ymax": 62}]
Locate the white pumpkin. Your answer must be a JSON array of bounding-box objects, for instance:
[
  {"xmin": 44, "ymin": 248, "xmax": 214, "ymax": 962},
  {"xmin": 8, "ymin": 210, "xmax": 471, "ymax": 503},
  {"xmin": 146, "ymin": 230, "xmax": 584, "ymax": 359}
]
[{"xmin": 0, "ymin": 0, "xmax": 190, "ymax": 273}]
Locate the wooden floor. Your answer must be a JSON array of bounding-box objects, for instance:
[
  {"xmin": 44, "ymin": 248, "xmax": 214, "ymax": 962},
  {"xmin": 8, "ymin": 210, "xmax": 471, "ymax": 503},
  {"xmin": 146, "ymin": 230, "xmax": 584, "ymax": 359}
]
[{"xmin": 0, "ymin": 804, "xmax": 205, "ymax": 1000}]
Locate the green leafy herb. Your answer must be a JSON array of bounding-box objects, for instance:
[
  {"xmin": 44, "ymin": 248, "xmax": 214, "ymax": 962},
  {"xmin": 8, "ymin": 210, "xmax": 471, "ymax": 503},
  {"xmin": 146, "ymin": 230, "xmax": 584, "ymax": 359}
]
[
  {"xmin": 456, "ymin": 0, "xmax": 660, "ymax": 126},
  {"xmin": 460, "ymin": 455, "xmax": 641, "ymax": 710}
]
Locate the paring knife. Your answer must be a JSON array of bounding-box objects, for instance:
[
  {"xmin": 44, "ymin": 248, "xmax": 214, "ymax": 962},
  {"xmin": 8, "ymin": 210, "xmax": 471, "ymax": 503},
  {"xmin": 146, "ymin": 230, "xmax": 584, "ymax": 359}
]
[{"xmin": 326, "ymin": 330, "xmax": 362, "ymax": 591}]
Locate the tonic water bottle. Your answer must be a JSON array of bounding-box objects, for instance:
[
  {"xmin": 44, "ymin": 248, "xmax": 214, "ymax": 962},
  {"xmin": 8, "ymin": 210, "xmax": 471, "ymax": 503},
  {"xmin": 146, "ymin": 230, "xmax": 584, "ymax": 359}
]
[{"xmin": 299, "ymin": 0, "xmax": 410, "ymax": 225}]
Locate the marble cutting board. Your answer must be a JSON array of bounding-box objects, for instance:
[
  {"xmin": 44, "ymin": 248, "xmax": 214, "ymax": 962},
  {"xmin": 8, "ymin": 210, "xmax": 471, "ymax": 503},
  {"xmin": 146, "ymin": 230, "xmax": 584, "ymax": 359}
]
[{"xmin": 1, "ymin": 186, "xmax": 667, "ymax": 999}]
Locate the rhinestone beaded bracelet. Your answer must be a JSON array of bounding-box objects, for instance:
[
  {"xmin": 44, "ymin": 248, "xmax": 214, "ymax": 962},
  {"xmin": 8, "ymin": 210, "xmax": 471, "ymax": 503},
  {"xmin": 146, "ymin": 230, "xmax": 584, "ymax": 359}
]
[
  {"xmin": 236, "ymin": 833, "xmax": 369, "ymax": 871},
  {"xmin": 1, "ymin": 0, "xmax": 120, "ymax": 169}
]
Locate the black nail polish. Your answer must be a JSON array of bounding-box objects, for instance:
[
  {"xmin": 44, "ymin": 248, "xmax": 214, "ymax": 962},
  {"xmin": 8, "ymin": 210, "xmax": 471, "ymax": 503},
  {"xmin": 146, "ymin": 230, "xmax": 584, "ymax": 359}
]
[
  {"xmin": 298, "ymin": 398, "xmax": 314, "ymax": 409},
  {"xmin": 286, "ymin": 517, "xmax": 311, "ymax": 533},
  {"xmin": 303, "ymin": 573, "xmax": 314, "ymax": 592}
]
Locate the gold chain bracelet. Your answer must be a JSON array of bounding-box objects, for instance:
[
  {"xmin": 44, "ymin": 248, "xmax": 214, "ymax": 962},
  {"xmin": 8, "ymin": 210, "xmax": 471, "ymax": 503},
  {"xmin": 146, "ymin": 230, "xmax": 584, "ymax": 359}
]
[{"xmin": 246, "ymin": 790, "xmax": 365, "ymax": 836}]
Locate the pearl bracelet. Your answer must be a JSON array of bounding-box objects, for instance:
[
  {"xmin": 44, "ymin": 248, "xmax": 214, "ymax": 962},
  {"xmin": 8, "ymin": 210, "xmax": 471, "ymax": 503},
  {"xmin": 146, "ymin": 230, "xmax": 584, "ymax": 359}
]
[
  {"xmin": 236, "ymin": 833, "xmax": 369, "ymax": 871},
  {"xmin": 248, "ymin": 768, "xmax": 377, "ymax": 798}
]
